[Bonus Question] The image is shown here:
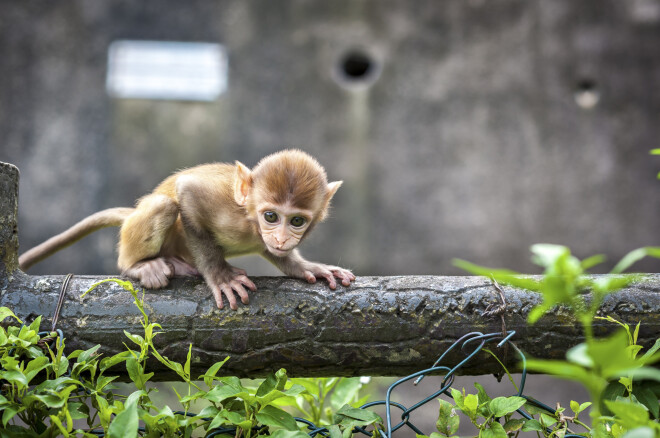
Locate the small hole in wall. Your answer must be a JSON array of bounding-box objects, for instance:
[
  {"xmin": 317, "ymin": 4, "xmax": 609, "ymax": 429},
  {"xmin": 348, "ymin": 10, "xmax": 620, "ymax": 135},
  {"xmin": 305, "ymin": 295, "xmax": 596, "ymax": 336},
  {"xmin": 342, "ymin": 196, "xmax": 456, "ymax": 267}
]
[
  {"xmin": 334, "ymin": 50, "xmax": 380, "ymax": 89},
  {"xmin": 574, "ymin": 79, "xmax": 600, "ymax": 109}
]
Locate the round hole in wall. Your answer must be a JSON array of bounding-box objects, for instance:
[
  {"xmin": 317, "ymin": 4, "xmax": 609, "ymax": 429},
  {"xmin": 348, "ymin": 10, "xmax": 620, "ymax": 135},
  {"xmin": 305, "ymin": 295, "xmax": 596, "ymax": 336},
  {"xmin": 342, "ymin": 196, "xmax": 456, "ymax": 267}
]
[
  {"xmin": 334, "ymin": 49, "xmax": 380, "ymax": 89},
  {"xmin": 574, "ymin": 79, "xmax": 600, "ymax": 109}
]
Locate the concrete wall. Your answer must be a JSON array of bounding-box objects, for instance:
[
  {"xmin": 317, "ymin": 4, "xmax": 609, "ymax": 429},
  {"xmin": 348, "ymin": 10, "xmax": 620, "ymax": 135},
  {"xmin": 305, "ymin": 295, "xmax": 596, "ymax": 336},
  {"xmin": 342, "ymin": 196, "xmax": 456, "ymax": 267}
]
[{"xmin": 3, "ymin": 0, "xmax": 660, "ymax": 277}]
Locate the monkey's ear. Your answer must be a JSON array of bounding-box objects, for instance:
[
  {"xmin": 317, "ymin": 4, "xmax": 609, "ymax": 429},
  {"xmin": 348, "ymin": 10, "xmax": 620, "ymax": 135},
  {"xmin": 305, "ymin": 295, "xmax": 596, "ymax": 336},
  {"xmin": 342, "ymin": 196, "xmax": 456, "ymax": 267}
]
[
  {"xmin": 326, "ymin": 181, "xmax": 343, "ymax": 201},
  {"xmin": 234, "ymin": 161, "xmax": 253, "ymax": 206},
  {"xmin": 318, "ymin": 181, "xmax": 342, "ymax": 222}
]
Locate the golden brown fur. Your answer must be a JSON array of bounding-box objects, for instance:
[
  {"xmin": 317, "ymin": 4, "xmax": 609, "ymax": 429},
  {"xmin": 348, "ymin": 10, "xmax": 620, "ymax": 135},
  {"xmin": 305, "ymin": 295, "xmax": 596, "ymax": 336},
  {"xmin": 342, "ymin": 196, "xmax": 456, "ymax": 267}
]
[{"xmin": 19, "ymin": 150, "xmax": 354, "ymax": 310}]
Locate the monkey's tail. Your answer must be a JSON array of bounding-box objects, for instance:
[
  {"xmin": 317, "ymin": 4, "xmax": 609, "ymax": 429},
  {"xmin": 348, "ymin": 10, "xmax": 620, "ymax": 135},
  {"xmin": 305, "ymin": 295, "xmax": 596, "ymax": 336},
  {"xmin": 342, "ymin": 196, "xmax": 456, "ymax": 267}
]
[{"xmin": 18, "ymin": 207, "xmax": 135, "ymax": 271}]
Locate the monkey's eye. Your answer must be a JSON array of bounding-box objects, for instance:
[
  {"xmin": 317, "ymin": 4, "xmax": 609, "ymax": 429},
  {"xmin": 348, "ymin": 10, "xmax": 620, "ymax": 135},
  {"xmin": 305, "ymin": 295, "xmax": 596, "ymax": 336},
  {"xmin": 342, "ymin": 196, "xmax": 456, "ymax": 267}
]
[
  {"xmin": 290, "ymin": 216, "xmax": 306, "ymax": 227},
  {"xmin": 264, "ymin": 211, "xmax": 279, "ymax": 223}
]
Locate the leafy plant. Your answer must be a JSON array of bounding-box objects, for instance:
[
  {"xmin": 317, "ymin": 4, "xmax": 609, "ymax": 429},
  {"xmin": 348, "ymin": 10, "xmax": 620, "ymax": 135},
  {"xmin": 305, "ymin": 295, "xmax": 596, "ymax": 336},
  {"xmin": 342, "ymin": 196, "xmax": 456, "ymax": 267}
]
[
  {"xmin": 276, "ymin": 377, "xmax": 370, "ymax": 426},
  {"xmin": 455, "ymin": 244, "xmax": 660, "ymax": 436},
  {"xmin": 0, "ymin": 279, "xmax": 381, "ymax": 437}
]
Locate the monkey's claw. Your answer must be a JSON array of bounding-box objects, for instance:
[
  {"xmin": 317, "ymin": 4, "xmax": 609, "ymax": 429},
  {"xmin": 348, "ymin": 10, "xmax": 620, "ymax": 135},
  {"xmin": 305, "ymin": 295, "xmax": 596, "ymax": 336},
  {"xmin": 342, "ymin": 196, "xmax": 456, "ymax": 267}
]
[
  {"xmin": 302, "ymin": 263, "xmax": 355, "ymax": 290},
  {"xmin": 208, "ymin": 269, "xmax": 257, "ymax": 310}
]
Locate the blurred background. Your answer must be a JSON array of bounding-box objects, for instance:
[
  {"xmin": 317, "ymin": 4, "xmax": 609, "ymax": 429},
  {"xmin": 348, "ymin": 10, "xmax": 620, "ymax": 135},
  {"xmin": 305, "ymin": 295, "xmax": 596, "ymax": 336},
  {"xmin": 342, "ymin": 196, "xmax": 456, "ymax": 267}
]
[
  {"xmin": 3, "ymin": 1, "xmax": 658, "ymax": 435},
  {"xmin": 3, "ymin": 0, "xmax": 660, "ymax": 278}
]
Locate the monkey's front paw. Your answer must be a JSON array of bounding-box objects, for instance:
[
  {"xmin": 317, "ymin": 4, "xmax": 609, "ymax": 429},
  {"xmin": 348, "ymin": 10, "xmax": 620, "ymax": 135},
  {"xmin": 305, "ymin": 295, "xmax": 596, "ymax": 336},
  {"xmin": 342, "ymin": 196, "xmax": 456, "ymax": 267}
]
[
  {"xmin": 301, "ymin": 263, "xmax": 355, "ymax": 290},
  {"xmin": 124, "ymin": 258, "xmax": 175, "ymax": 289},
  {"xmin": 206, "ymin": 268, "xmax": 257, "ymax": 310}
]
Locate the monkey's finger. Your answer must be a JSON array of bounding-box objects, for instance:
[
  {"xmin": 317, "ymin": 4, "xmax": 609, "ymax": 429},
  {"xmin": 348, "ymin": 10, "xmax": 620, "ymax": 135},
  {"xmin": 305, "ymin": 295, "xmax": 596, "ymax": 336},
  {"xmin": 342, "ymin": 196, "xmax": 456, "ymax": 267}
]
[
  {"xmin": 147, "ymin": 271, "xmax": 168, "ymax": 289},
  {"xmin": 231, "ymin": 266, "xmax": 248, "ymax": 276},
  {"xmin": 318, "ymin": 270, "xmax": 338, "ymax": 289},
  {"xmin": 230, "ymin": 281, "xmax": 250, "ymax": 305},
  {"xmin": 303, "ymin": 271, "xmax": 317, "ymax": 284},
  {"xmin": 333, "ymin": 269, "xmax": 354, "ymax": 286},
  {"xmin": 235, "ymin": 275, "xmax": 257, "ymax": 291},
  {"xmin": 210, "ymin": 286, "xmax": 224, "ymax": 309},
  {"xmin": 220, "ymin": 283, "xmax": 238, "ymax": 310}
]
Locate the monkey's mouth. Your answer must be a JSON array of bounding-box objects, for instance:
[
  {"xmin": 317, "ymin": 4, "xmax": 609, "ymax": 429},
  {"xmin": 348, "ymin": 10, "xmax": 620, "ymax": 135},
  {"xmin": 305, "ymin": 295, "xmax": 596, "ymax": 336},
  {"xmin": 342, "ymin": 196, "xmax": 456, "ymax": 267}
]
[{"xmin": 267, "ymin": 246, "xmax": 291, "ymax": 257}]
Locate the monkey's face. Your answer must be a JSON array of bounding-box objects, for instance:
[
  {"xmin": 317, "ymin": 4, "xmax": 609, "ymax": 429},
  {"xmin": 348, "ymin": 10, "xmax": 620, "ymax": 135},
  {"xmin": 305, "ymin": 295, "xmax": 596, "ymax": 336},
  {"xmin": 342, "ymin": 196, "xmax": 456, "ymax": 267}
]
[{"xmin": 257, "ymin": 203, "xmax": 313, "ymax": 257}]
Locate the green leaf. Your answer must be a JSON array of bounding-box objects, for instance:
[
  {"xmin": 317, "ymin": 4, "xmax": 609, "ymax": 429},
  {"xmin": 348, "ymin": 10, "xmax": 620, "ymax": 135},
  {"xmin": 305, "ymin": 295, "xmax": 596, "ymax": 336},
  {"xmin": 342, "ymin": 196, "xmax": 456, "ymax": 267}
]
[
  {"xmin": 621, "ymin": 426, "xmax": 655, "ymax": 438},
  {"xmin": 96, "ymin": 375, "xmax": 118, "ymax": 392},
  {"xmin": 330, "ymin": 377, "xmax": 362, "ymax": 409},
  {"xmin": 604, "ymin": 399, "xmax": 649, "ymax": 427},
  {"xmin": 256, "ymin": 405, "xmax": 299, "ymax": 431},
  {"xmin": 463, "ymin": 393, "xmax": 478, "ymax": 416},
  {"xmin": 123, "ymin": 331, "xmax": 144, "ymax": 347},
  {"xmin": 67, "ymin": 402, "xmax": 89, "ymax": 421},
  {"xmin": 30, "ymin": 384, "xmax": 78, "ymax": 409},
  {"xmin": 481, "ymin": 421, "xmax": 507, "ymax": 438},
  {"xmin": 126, "ymin": 357, "xmax": 153, "ymax": 390},
  {"xmin": 28, "ymin": 316, "xmax": 42, "ymax": 333},
  {"xmin": 588, "ymin": 330, "xmax": 639, "ymax": 378},
  {"xmin": 581, "ymin": 254, "xmax": 606, "ymax": 270},
  {"xmin": 24, "ymin": 357, "xmax": 50, "ymax": 384},
  {"xmin": 77, "ymin": 345, "xmax": 101, "ymax": 364},
  {"xmin": 489, "ymin": 396, "xmax": 527, "ymax": 417},
  {"xmin": 334, "ymin": 404, "xmax": 382, "ymax": 424},
  {"xmin": 579, "ymin": 401, "xmax": 592, "ymax": 412},
  {"xmin": 48, "ymin": 414, "xmax": 68, "ymax": 436},
  {"xmin": 526, "ymin": 358, "xmax": 605, "ymax": 395},
  {"xmin": 257, "ymin": 369, "xmax": 288, "ymax": 397},
  {"xmin": 108, "ymin": 398, "xmax": 138, "ymax": 438},
  {"xmin": 1, "ymin": 405, "xmax": 22, "ymax": 427},
  {"xmin": 452, "ymin": 259, "xmax": 540, "ymax": 292},
  {"xmin": 0, "ymin": 308, "xmax": 21, "ymax": 324},
  {"xmin": 200, "ymin": 357, "xmax": 230, "ymax": 388},
  {"xmin": 100, "ymin": 351, "xmax": 131, "ymax": 372},
  {"xmin": 521, "ymin": 419, "xmax": 543, "ymax": 432},
  {"xmin": 640, "ymin": 339, "xmax": 660, "ymax": 362},
  {"xmin": 258, "ymin": 384, "xmax": 307, "ymax": 407},
  {"xmin": 327, "ymin": 425, "xmax": 343, "ymax": 438},
  {"xmin": 204, "ymin": 384, "xmax": 244, "ymax": 403},
  {"xmin": 269, "ymin": 431, "xmax": 310, "ymax": 438},
  {"xmin": 1, "ymin": 370, "xmax": 27, "ymax": 388},
  {"xmin": 474, "ymin": 382, "xmax": 491, "ymax": 405},
  {"xmin": 566, "ymin": 343, "xmax": 592, "ymax": 367},
  {"xmin": 611, "ymin": 247, "xmax": 660, "ymax": 274},
  {"xmin": 503, "ymin": 418, "xmax": 525, "ymax": 432},
  {"xmin": 539, "ymin": 413, "xmax": 557, "ymax": 427},
  {"xmin": 184, "ymin": 343, "xmax": 192, "ymax": 377},
  {"xmin": 450, "ymin": 388, "xmax": 464, "ymax": 410},
  {"xmin": 633, "ymin": 386, "xmax": 659, "ymax": 419},
  {"xmin": 435, "ymin": 399, "xmax": 459, "ymax": 436},
  {"xmin": 531, "ymin": 244, "xmax": 571, "ymax": 268}
]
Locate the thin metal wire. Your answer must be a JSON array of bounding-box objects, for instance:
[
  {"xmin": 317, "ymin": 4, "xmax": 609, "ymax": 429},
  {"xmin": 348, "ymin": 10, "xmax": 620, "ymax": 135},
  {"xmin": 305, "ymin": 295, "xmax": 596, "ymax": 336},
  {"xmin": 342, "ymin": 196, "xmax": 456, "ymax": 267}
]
[{"xmin": 52, "ymin": 273, "xmax": 74, "ymax": 332}]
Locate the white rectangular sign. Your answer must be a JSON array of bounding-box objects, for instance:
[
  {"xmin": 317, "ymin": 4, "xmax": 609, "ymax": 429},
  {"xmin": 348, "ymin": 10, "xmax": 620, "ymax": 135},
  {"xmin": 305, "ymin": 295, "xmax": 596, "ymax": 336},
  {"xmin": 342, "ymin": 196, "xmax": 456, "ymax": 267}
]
[{"xmin": 106, "ymin": 40, "xmax": 227, "ymax": 102}]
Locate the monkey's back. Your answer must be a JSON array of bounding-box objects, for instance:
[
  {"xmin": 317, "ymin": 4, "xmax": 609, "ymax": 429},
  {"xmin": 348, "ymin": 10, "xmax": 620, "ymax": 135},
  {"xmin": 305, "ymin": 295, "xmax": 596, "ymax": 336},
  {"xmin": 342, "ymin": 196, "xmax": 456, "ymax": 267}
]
[
  {"xmin": 152, "ymin": 163, "xmax": 235, "ymax": 201},
  {"xmin": 151, "ymin": 163, "xmax": 261, "ymax": 255}
]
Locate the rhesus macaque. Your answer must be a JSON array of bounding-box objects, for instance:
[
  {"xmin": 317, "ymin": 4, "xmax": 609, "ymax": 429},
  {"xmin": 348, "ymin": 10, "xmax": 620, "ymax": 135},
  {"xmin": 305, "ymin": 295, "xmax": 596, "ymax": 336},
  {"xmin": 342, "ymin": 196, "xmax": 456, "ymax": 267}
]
[{"xmin": 19, "ymin": 149, "xmax": 355, "ymax": 309}]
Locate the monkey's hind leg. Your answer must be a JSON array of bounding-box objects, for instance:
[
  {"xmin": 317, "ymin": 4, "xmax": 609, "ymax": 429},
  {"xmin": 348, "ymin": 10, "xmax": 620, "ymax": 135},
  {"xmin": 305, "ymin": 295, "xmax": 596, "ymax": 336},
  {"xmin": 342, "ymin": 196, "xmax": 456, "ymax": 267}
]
[{"xmin": 117, "ymin": 194, "xmax": 187, "ymax": 289}]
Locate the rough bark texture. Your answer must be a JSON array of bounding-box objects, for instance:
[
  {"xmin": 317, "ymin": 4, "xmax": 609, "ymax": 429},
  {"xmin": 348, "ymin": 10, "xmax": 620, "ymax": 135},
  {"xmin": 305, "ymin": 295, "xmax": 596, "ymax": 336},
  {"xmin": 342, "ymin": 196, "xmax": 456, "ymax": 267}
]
[{"xmin": 2, "ymin": 272, "xmax": 660, "ymax": 379}]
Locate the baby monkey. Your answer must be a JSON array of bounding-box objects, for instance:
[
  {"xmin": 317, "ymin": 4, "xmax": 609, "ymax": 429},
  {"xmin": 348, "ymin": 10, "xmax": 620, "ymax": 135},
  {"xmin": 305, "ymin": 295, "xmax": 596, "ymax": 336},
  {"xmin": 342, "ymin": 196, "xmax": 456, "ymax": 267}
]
[{"xmin": 19, "ymin": 149, "xmax": 355, "ymax": 309}]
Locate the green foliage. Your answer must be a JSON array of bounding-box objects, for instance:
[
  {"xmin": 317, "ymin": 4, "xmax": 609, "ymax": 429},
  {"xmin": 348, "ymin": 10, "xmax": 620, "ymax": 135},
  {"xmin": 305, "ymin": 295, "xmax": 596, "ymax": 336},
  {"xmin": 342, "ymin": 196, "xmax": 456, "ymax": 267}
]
[
  {"xmin": 0, "ymin": 279, "xmax": 380, "ymax": 437},
  {"xmin": 275, "ymin": 377, "xmax": 370, "ymax": 426},
  {"xmin": 454, "ymin": 245, "xmax": 660, "ymax": 437}
]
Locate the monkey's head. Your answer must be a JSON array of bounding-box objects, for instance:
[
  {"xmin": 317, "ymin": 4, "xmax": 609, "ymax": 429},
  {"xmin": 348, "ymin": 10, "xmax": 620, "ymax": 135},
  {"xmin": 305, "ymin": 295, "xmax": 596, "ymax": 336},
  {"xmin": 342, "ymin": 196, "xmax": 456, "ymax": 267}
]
[{"xmin": 233, "ymin": 149, "xmax": 342, "ymax": 257}]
